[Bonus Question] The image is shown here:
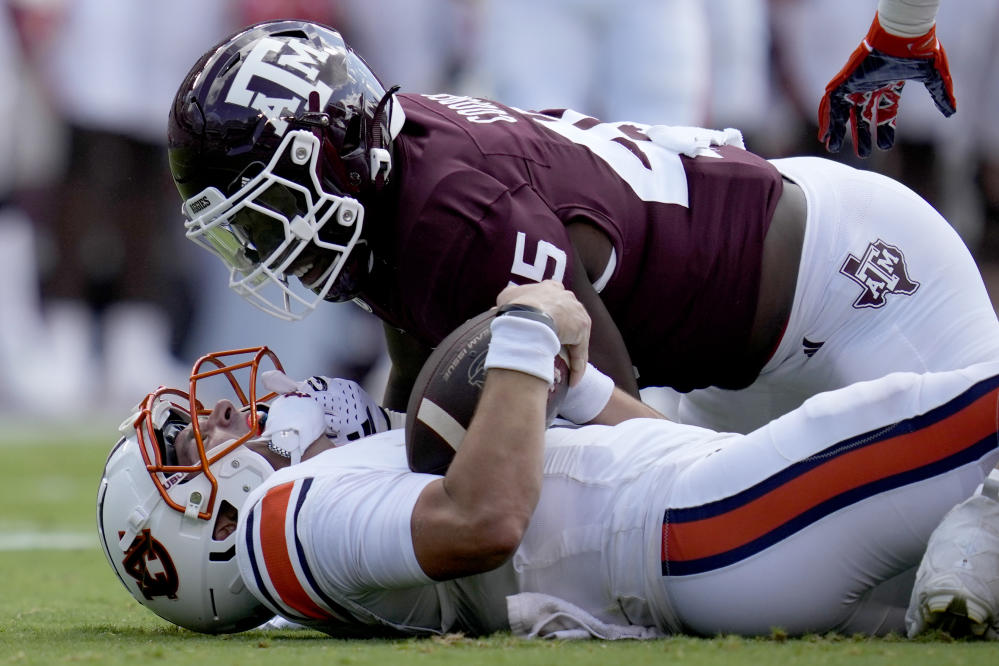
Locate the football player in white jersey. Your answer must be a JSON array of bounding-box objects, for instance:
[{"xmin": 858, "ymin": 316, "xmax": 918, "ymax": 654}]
[{"xmin": 99, "ymin": 281, "xmax": 999, "ymax": 639}]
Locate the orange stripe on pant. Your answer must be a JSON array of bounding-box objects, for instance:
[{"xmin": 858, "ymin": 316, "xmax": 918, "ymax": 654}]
[
  {"xmin": 259, "ymin": 481, "xmax": 328, "ymax": 620},
  {"xmin": 666, "ymin": 386, "xmax": 999, "ymax": 563}
]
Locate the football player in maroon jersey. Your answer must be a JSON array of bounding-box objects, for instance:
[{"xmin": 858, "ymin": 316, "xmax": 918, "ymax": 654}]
[{"xmin": 169, "ymin": 20, "xmax": 998, "ymax": 433}]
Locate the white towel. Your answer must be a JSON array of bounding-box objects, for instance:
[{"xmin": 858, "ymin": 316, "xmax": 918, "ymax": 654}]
[
  {"xmin": 645, "ymin": 125, "xmax": 745, "ymax": 158},
  {"xmin": 257, "ymin": 615, "xmax": 309, "ymax": 631},
  {"xmin": 507, "ymin": 592, "xmax": 664, "ymax": 640}
]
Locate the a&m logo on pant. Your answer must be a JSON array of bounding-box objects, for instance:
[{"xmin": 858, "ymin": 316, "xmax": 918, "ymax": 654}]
[{"xmin": 840, "ymin": 239, "xmax": 919, "ymax": 309}]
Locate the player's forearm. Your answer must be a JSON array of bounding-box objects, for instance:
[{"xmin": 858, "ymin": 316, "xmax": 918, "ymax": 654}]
[
  {"xmin": 443, "ymin": 368, "xmax": 548, "ymax": 535},
  {"xmin": 877, "ymin": 0, "xmax": 940, "ymax": 37},
  {"xmin": 381, "ymin": 368, "xmax": 412, "ymax": 412},
  {"xmin": 589, "ymin": 387, "xmax": 668, "ymax": 425},
  {"xmin": 558, "ymin": 363, "xmax": 663, "ymax": 425},
  {"xmin": 381, "ymin": 324, "xmax": 431, "ymax": 411},
  {"xmin": 413, "ymin": 368, "xmax": 548, "ymax": 579},
  {"xmin": 412, "ymin": 281, "xmax": 588, "ymax": 579}
]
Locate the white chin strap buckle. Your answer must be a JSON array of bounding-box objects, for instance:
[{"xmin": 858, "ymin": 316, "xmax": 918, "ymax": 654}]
[{"xmin": 369, "ymin": 148, "xmax": 392, "ymax": 182}]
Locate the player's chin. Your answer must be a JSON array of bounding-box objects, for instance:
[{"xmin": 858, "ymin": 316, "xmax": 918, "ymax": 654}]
[
  {"xmin": 292, "ymin": 250, "xmax": 336, "ymax": 291},
  {"xmin": 319, "ymin": 249, "xmax": 371, "ymax": 303}
]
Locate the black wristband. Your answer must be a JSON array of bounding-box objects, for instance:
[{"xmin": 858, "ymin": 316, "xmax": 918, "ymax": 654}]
[{"xmin": 495, "ymin": 303, "xmax": 559, "ymax": 337}]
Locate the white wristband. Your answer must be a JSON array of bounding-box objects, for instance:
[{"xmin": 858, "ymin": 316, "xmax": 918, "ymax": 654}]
[
  {"xmin": 484, "ymin": 314, "xmax": 560, "ymax": 384},
  {"xmin": 558, "ymin": 363, "xmax": 615, "ymax": 424}
]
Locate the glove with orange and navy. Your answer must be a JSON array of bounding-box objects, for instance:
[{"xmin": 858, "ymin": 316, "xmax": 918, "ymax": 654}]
[{"xmin": 818, "ymin": 13, "xmax": 955, "ymax": 158}]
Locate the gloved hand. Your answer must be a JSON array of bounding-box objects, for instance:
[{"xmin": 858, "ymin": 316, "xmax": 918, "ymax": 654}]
[
  {"xmin": 261, "ymin": 370, "xmax": 391, "ymax": 445},
  {"xmin": 817, "ymin": 13, "xmax": 955, "ymax": 157},
  {"xmin": 259, "ymin": 392, "xmax": 326, "ymax": 464}
]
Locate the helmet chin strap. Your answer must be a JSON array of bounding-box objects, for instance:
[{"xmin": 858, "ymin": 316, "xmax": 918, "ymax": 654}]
[{"xmin": 369, "ymin": 85, "xmax": 401, "ymax": 188}]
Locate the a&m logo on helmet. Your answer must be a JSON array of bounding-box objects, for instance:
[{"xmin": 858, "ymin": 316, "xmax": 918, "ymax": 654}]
[
  {"xmin": 120, "ymin": 529, "xmax": 180, "ymax": 601},
  {"xmin": 224, "ymin": 36, "xmax": 338, "ymax": 137}
]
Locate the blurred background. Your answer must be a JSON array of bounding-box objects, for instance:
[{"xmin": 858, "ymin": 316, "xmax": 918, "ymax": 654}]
[{"xmin": 0, "ymin": 0, "xmax": 997, "ymax": 432}]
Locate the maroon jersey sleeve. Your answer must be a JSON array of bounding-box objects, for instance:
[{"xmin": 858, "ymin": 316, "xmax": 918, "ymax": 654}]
[{"xmin": 366, "ymin": 169, "xmax": 575, "ymax": 347}]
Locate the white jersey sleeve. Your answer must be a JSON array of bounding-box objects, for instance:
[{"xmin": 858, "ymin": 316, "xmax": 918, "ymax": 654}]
[
  {"xmin": 236, "ymin": 431, "xmax": 438, "ymax": 629},
  {"xmin": 302, "ymin": 453, "xmax": 435, "ymax": 591}
]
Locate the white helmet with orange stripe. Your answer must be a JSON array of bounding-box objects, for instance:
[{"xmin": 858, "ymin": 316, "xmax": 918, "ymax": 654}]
[{"xmin": 96, "ymin": 348, "xmax": 284, "ymax": 633}]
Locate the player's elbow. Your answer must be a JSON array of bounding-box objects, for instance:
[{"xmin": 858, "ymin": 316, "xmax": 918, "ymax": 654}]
[
  {"xmin": 427, "ymin": 511, "xmax": 528, "ymax": 578},
  {"xmin": 466, "ymin": 510, "xmax": 529, "ymax": 568},
  {"xmin": 414, "ymin": 480, "xmax": 534, "ymax": 578}
]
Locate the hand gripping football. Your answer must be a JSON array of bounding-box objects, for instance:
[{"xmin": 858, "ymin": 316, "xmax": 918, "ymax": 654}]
[{"xmin": 405, "ymin": 310, "xmax": 569, "ymax": 475}]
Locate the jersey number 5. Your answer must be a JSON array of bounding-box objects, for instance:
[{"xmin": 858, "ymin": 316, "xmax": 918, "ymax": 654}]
[{"xmin": 510, "ymin": 231, "xmax": 567, "ymax": 285}]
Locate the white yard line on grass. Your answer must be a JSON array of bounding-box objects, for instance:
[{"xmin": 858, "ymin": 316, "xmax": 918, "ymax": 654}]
[{"xmin": 0, "ymin": 531, "xmax": 95, "ymax": 550}]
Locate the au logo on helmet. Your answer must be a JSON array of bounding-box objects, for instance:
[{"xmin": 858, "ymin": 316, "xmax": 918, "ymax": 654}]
[{"xmin": 120, "ymin": 529, "xmax": 180, "ymax": 601}]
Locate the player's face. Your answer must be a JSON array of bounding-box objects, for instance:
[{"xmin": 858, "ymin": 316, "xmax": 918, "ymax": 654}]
[
  {"xmin": 173, "ymin": 399, "xmax": 253, "ymax": 466},
  {"xmin": 171, "ymin": 399, "xmax": 277, "ymax": 541}
]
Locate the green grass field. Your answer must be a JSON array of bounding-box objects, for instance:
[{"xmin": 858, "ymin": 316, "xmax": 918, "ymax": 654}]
[{"xmin": 1, "ymin": 421, "xmax": 997, "ymax": 665}]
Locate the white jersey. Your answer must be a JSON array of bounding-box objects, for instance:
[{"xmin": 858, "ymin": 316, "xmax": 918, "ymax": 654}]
[
  {"xmin": 237, "ymin": 361, "xmax": 999, "ymax": 637},
  {"xmin": 235, "ymin": 419, "xmax": 714, "ymax": 635}
]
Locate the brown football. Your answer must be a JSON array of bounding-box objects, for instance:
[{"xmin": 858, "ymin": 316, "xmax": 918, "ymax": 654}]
[{"xmin": 405, "ymin": 310, "xmax": 569, "ymax": 475}]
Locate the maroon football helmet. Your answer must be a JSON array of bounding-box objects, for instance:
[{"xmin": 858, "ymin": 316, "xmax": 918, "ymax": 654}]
[{"xmin": 168, "ymin": 20, "xmax": 405, "ymax": 318}]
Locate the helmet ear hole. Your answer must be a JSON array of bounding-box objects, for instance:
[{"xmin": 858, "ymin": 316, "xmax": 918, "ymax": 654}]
[{"xmin": 211, "ymin": 501, "xmax": 240, "ymax": 544}]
